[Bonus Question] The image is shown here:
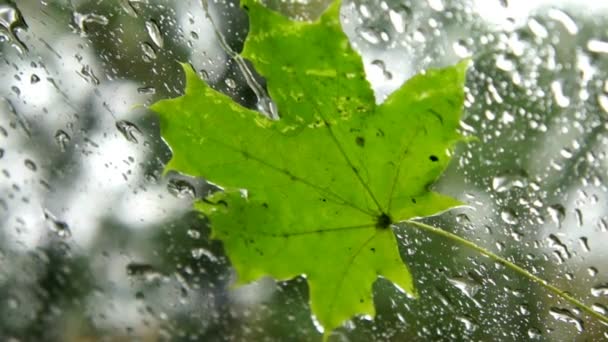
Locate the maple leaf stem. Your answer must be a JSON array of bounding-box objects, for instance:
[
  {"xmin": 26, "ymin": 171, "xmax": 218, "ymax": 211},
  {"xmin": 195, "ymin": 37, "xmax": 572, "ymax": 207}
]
[{"xmin": 404, "ymin": 219, "xmax": 608, "ymax": 326}]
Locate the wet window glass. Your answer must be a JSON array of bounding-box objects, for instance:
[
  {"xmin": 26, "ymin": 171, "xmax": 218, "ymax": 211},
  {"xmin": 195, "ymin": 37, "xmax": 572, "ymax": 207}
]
[{"xmin": 1, "ymin": 0, "xmax": 607, "ymax": 340}]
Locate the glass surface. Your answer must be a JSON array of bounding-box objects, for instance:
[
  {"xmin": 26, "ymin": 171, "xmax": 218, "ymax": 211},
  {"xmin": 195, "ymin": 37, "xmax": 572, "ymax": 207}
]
[{"xmin": 1, "ymin": 0, "xmax": 607, "ymax": 340}]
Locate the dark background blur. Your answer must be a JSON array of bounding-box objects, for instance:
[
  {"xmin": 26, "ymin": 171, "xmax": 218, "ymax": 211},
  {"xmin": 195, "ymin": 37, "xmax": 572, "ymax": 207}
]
[{"xmin": 1, "ymin": 0, "xmax": 607, "ymax": 340}]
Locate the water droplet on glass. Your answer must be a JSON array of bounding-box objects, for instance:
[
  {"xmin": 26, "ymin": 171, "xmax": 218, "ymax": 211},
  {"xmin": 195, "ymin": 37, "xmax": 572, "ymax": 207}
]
[
  {"xmin": 0, "ymin": 3, "xmax": 28, "ymax": 53},
  {"xmin": 137, "ymin": 86, "xmax": 156, "ymax": 95},
  {"xmin": 370, "ymin": 60, "xmax": 392, "ymax": 80},
  {"xmin": 573, "ymin": 208, "xmax": 583, "ymax": 227},
  {"xmin": 547, "ymin": 204, "xmax": 565, "ymax": 228},
  {"xmin": 357, "ymin": 26, "xmax": 382, "ymax": 45},
  {"xmin": 7, "ymin": 297, "xmax": 19, "ymax": 309},
  {"xmin": 592, "ymin": 303, "xmax": 607, "ymax": 315},
  {"xmin": 456, "ymin": 213, "xmax": 471, "ymax": 224},
  {"xmin": 500, "ymin": 209, "xmax": 519, "ymax": 225},
  {"xmin": 599, "ymin": 94, "xmax": 608, "ymax": 114},
  {"xmin": 453, "ymin": 39, "xmax": 472, "ymax": 58},
  {"xmin": 591, "ymin": 284, "xmax": 608, "ymax": 297},
  {"xmin": 447, "ymin": 275, "xmax": 481, "ymax": 299},
  {"xmin": 145, "ymin": 19, "xmax": 164, "ymax": 49},
  {"xmin": 549, "ymin": 307, "xmax": 584, "ymax": 332},
  {"xmin": 599, "ymin": 218, "xmax": 608, "ymax": 232},
  {"xmin": 588, "ymin": 267, "xmax": 598, "ymax": 277},
  {"xmin": 24, "ymin": 159, "xmax": 37, "ymax": 171},
  {"xmin": 551, "ymin": 80, "xmax": 570, "ymax": 108},
  {"xmin": 54, "ymin": 130, "xmax": 71, "ymax": 151},
  {"xmin": 30, "ymin": 74, "xmax": 40, "ymax": 84},
  {"xmin": 527, "ymin": 327, "xmax": 542, "ymax": 339},
  {"xmin": 187, "ymin": 229, "xmax": 201, "ymax": 239},
  {"xmin": 44, "ymin": 209, "xmax": 72, "ymax": 238},
  {"xmin": 547, "ymin": 9, "xmax": 578, "ymax": 35},
  {"xmin": 72, "ymin": 12, "xmax": 109, "ymax": 36},
  {"xmin": 126, "ymin": 263, "xmax": 163, "ymax": 282},
  {"xmin": 578, "ymin": 237, "xmax": 590, "ymax": 252},
  {"xmin": 119, "ymin": 0, "xmax": 138, "ymax": 17},
  {"xmin": 455, "ymin": 315, "xmax": 477, "ymax": 332},
  {"xmin": 388, "ymin": 5, "xmax": 411, "ymax": 34},
  {"xmin": 167, "ymin": 179, "xmax": 196, "ymax": 199},
  {"xmin": 191, "ymin": 247, "xmax": 217, "ymax": 262},
  {"xmin": 427, "ymin": 0, "xmax": 445, "ymax": 11},
  {"xmin": 492, "ymin": 169, "xmax": 528, "ymax": 192},
  {"xmin": 78, "ymin": 65, "xmax": 100, "ymax": 85},
  {"xmin": 527, "ymin": 18, "xmax": 548, "ymax": 39},
  {"xmin": 116, "ymin": 120, "xmax": 141, "ymax": 143},
  {"xmin": 225, "ymin": 78, "xmax": 236, "ymax": 89},
  {"xmin": 587, "ymin": 39, "xmax": 608, "ymax": 54},
  {"xmin": 141, "ymin": 42, "xmax": 157, "ymax": 61},
  {"xmin": 547, "ymin": 234, "xmax": 571, "ymax": 261}
]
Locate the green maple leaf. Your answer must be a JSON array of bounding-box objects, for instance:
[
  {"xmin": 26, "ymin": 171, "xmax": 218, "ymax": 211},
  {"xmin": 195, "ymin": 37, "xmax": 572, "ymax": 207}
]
[{"xmin": 151, "ymin": 0, "xmax": 467, "ymax": 336}]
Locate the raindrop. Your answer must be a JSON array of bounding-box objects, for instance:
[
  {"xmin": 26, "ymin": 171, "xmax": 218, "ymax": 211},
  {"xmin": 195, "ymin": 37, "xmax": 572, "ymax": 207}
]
[
  {"xmin": 453, "ymin": 39, "xmax": 472, "ymax": 58},
  {"xmin": 78, "ymin": 65, "xmax": 100, "ymax": 85},
  {"xmin": 591, "ymin": 284, "xmax": 608, "ymax": 297},
  {"xmin": 137, "ymin": 86, "xmax": 156, "ymax": 95},
  {"xmin": 574, "ymin": 209, "xmax": 583, "ymax": 226},
  {"xmin": 588, "ymin": 267, "xmax": 598, "ymax": 277},
  {"xmin": 140, "ymin": 42, "xmax": 157, "ymax": 61},
  {"xmin": 358, "ymin": 4, "xmax": 371, "ymax": 18},
  {"xmin": 126, "ymin": 263, "xmax": 163, "ymax": 282},
  {"xmin": 560, "ymin": 148, "xmax": 573, "ymax": 159},
  {"xmin": 356, "ymin": 26, "xmax": 382, "ymax": 45},
  {"xmin": 547, "ymin": 234, "xmax": 571, "ymax": 261},
  {"xmin": 370, "ymin": 60, "xmax": 392, "ymax": 80},
  {"xmin": 500, "ymin": 209, "xmax": 519, "ymax": 225},
  {"xmin": 547, "ymin": 204, "xmax": 565, "ymax": 228},
  {"xmin": 72, "ymin": 12, "xmax": 109, "ymax": 36},
  {"xmin": 599, "ymin": 218, "xmax": 608, "ymax": 232},
  {"xmin": 119, "ymin": 0, "xmax": 138, "ymax": 17},
  {"xmin": 527, "ymin": 18, "xmax": 548, "ymax": 39},
  {"xmin": 446, "ymin": 275, "xmax": 481, "ymax": 299},
  {"xmin": 24, "ymin": 159, "xmax": 37, "ymax": 171},
  {"xmin": 599, "ymin": 94, "xmax": 608, "ymax": 114},
  {"xmin": 549, "ymin": 307, "xmax": 584, "ymax": 332},
  {"xmin": 145, "ymin": 19, "xmax": 164, "ymax": 49},
  {"xmin": 547, "ymin": 9, "xmax": 578, "ymax": 35},
  {"xmin": 187, "ymin": 229, "xmax": 201, "ymax": 239},
  {"xmin": 551, "ymin": 81, "xmax": 570, "ymax": 107},
  {"xmin": 191, "ymin": 247, "xmax": 218, "ymax": 262},
  {"xmin": 116, "ymin": 120, "xmax": 141, "ymax": 143},
  {"xmin": 0, "ymin": 3, "xmax": 28, "ymax": 53},
  {"xmin": 578, "ymin": 237, "xmax": 590, "ymax": 252},
  {"xmin": 492, "ymin": 169, "xmax": 528, "ymax": 192},
  {"xmin": 455, "ymin": 315, "xmax": 477, "ymax": 333},
  {"xmin": 587, "ymin": 39, "xmax": 608, "ymax": 54},
  {"xmin": 527, "ymin": 328, "xmax": 542, "ymax": 339},
  {"xmin": 167, "ymin": 179, "xmax": 196, "ymax": 199},
  {"xmin": 7, "ymin": 297, "xmax": 19, "ymax": 309},
  {"xmin": 427, "ymin": 0, "xmax": 445, "ymax": 11},
  {"xmin": 44, "ymin": 209, "xmax": 72, "ymax": 238},
  {"xmin": 54, "ymin": 130, "xmax": 71, "ymax": 151},
  {"xmin": 144, "ymin": 172, "xmax": 158, "ymax": 183},
  {"xmin": 456, "ymin": 213, "xmax": 471, "ymax": 224},
  {"xmin": 388, "ymin": 5, "xmax": 411, "ymax": 34},
  {"xmin": 592, "ymin": 304, "xmax": 607, "ymax": 315},
  {"xmin": 30, "ymin": 74, "xmax": 40, "ymax": 84},
  {"xmin": 225, "ymin": 78, "xmax": 237, "ymax": 89}
]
